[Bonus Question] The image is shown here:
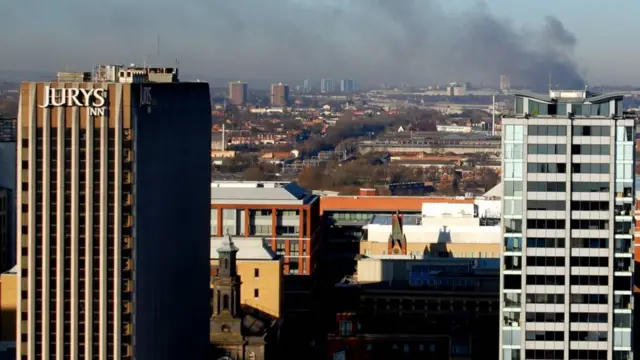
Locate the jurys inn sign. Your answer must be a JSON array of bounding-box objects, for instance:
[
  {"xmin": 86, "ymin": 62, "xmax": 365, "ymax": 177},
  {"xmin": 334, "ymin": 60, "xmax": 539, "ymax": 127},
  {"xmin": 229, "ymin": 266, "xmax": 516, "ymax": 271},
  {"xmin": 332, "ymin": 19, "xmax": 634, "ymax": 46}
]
[{"xmin": 39, "ymin": 86, "xmax": 107, "ymax": 116}]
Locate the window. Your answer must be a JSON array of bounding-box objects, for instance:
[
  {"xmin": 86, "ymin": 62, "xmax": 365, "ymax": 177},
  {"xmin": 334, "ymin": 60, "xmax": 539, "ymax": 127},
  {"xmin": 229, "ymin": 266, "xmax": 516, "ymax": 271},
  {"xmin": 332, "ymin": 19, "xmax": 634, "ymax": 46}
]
[
  {"xmin": 526, "ymin": 256, "xmax": 565, "ymax": 267},
  {"xmin": 570, "ymin": 219, "xmax": 609, "ymax": 230},
  {"xmin": 504, "ymin": 219, "xmax": 522, "ymax": 233},
  {"xmin": 515, "ymin": 97, "xmax": 524, "ymax": 114},
  {"xmin": 526, "ymin": 219, "xmax": 565, "ymax": 229},
  {"xmin": 504, "ymin": 125, "xmax": 524, "ymax": 141},
  {"xmin": 290, "ymin": 242, "xmax": 299, "ymax": 256},
  {"xmin": 504, "ymin": 143, "xmax": 524, "ymax": 159},
  {"xmin": 527, "ymin": 200, "xmax": 565, "ymax": 211},
  {"xmin": 571, "ymin": 182, "xmax": 609, "ymax": 192},
  {"xmin": 570, "ymin": 313, "xmax": 607, "ymax": 323},
  {"xmin": 572, "ymin": 144, "xmax": 610, "ymax": 155},
  {"xmin": 276, "ymin": 225, "xmax": 299, "ymax": 236},
  {"xmin": 504, "ymin": 162, "xmax": 523, "ymax": 179},
  {"xmin": 526, "ymin": 350, "xmax": 564, "ymax": 359},
  {"xmin": 254, "ymin": 268, "xmax": 259, "ymax": 278},
  {"xmin": 616, "ymin": 126, "xmax": 634, "ymax": 142},
  {"xmin": 570, "ymin": 201, "xmax": 609, "ymax": 211},
  {"xmin": 223, "ymin": 294, "xmax": 229, "ymax": 310},
  {"xmin": 571, "ymin": 238, "xmax": 608, "ymax": 248},
  {"xmin": 570, "ymin": 275, "xmax": 607, "ymax": 286},
  {"xmin": 525, "ymin": 312, "xmax": 564, "ymax": 323},
  {"xmin": 527, "ymin": 238, "xmax": 564, "ymax": 248},
  {"xmin": 250, "ymin": 225, "xmax": 272, "ymax": 236},
  {"xmin": 527, "ymin": 163, "xmax": 566, "ymax": 173},
  {"xmin": 571, "ymin": 163, "xmax": 610, "ymax": 174},
  {"xmin": 339, "ymin": 321, "xmax": 352, "ymax": 336},
  {"xmin": 254, "ymin": 289, "xmax": 259, "ymax": 298},
  {"xmin": 570, "ymin": 257, "xmax": 608, "ymax": 267},
  {"xmin": 526, "ymin": 275, "xmax": 565, "ymax": 285},
  {"xmin": 527, "ymin": 181, "xmax": 566, "ymax": 192},
  {"xmin": 525, "ymin": 331, "xmax": 564, "ymax": 341},
  {"xmin": 570, "ymin": 331, "xmax": 607, "ymax": 341},
  {"xmin": 528, "ymin": 125, "xmax": 567, "ymax": 136},
  {"xmin": 526, "ymin": 293, "xmax": 564, "ymax": 304},
  {"xmin": 527, "ymin": 144, "xmax": 566, "ymax": 154},
  {"xmin": 570, "ymin": 294, "xmax": 607, "ymax": 304},
  {"xmin": 574, "ymin": 125, "xmax": 610, "ymax": 136}
]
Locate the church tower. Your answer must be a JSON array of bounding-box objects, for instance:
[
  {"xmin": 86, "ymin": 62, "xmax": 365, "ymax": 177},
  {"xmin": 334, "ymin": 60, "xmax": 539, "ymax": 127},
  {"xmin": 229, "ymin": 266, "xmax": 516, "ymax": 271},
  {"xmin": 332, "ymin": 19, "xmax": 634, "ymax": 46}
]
[
  {"xmin": 211, "ymin": 232, "xmax": 243, "ymax": 334},
  {"xmin": 387, "ymin": 210, "xmax": 407, "ymax": 255}
]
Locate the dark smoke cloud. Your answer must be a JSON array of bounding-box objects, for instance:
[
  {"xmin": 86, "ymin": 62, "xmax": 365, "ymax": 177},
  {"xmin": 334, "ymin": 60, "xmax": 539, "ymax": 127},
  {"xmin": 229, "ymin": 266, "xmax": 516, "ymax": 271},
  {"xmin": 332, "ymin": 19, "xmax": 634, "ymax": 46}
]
[{"xmin": 0, "ymin": 0, "xmax": 584, "ymax": 89}]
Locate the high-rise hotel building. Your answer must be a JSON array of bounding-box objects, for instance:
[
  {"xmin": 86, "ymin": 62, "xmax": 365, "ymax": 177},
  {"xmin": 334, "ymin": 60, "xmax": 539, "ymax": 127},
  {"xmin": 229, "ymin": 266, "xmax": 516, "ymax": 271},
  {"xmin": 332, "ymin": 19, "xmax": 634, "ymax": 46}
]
[
  {"xmin": 17, "ymin": 79, "xmax": 212, "ymax": 360},
  {"xmin": 500, "ymin": 89, "xmax": 635, "ymax": 360}
]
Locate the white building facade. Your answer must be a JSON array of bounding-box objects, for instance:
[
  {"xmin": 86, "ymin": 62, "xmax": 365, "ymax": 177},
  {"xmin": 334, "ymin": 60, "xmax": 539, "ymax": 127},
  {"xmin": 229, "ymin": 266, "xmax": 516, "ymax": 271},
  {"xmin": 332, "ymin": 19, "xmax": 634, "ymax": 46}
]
[{"xmin": 499, "ymin": 90, "xmax": 635, "ymax": 360}]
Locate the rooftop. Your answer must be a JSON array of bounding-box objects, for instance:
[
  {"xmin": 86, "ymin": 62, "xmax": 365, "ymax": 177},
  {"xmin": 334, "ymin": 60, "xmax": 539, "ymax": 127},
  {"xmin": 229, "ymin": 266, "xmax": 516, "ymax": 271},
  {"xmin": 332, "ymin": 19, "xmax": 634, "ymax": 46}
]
[
  {"xmin": 513, "ymin": 89, "xmax": 626, "ymax": 104},
  {"xmin": 211, "ymin": 236, "xmax": 277, "ymax": 260},
  {"xmin": 211, "ymin": 181, "xmax": 317, "ymax": 205}
]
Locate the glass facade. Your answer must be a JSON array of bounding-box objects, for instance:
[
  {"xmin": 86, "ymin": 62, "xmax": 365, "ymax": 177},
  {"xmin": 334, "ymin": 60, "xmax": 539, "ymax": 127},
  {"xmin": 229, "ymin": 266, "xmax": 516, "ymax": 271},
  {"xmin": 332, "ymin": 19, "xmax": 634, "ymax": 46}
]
[{"xmin": 500, "ymin": 91, "xmax": 634, "ymax": 360}]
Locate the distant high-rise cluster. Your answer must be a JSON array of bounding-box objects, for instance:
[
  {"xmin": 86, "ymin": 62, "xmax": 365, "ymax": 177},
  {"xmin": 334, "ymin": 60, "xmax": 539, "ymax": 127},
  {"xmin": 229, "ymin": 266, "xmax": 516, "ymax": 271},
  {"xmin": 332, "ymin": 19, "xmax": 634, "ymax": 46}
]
[
  {"xmin": 270, "ymin": 83, "xmax": 290, "ymax": 107},
  {"xmin": 500, "ymin": 75, "xmax": 510, "ymax": 90},
  {"xmin": 340, "ymin": 79, "xmax": 357, "ymax": 93},
  {"xmin": 320, "ymin": 79, "xmax": 334, "ymax": 93},
  {"xmin": 303, "ymin": 79, "xmax": 312, "ymax": 93},
  {"xmin": 229, "ymin": 81, "xmax": 248, "ymax": 105}
]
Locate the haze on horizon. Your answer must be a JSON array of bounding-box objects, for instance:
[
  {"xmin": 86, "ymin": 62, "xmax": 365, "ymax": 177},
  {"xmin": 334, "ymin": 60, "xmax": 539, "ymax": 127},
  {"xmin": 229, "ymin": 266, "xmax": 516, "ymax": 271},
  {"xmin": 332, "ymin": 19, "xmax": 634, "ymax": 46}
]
[{"xmin": 0, "ymin": 0, "xmax": 627, "ymax": 89}]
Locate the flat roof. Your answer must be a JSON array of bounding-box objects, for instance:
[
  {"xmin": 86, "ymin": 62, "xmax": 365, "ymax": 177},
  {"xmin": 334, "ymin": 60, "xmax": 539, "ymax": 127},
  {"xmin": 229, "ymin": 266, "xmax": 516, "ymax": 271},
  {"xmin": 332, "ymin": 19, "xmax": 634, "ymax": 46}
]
[
  {"xmin": 210, "ymin": 237, "xmax": 277, "ymax": 260},
  {"xmin": 513, "ymin": 90, "xmax": 626, "ymax": 104},
  {"xmin": 211, "ymin": 181, "xmax": 317, "ymax": 205},
  {"xmin": 320, "ymin": 196, "xmax": 473, "ymax": 214}
]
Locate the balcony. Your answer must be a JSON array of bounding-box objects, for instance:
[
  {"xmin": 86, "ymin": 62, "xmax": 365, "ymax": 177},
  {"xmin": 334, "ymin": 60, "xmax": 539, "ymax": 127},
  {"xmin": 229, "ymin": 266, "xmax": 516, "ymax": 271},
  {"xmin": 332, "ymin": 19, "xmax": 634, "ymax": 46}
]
[
  {"xmin": 504, "ymin": 237, "xmax": 522, "ymax": 253},
  {"xmin": 614, "ymin": 239, "xmax": 632, "ymax": 255}
]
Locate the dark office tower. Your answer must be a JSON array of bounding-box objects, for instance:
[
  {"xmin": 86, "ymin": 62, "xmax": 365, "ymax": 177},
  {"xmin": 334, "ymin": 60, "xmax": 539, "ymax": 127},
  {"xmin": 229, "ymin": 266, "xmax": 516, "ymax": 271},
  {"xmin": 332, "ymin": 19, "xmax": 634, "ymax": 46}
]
[
  {"xmin": 228, "ymin": 81, "xmax": 248, "ymax": 106},
  {"xmin": 0, "ymin": 117, "xmax": 16, "ymax": 273},
  {"xmin": 17, "ymin": 81, "xmax": 211, "ymax": 360},
  {"xmin": 270, "ymin": 83, "xmax": 289, "ymax": 107}
]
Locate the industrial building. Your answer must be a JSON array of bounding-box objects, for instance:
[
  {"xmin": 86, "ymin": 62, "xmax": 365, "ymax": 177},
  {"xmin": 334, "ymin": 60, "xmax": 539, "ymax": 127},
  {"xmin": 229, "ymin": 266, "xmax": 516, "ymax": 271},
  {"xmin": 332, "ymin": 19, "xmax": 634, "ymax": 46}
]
[
  {"xmin": 17, "ymin": 79, "xmax": 211, "ymax": 360},
  {"xmin": 499, "ymin": 89, "xmax": 635, "ymax": 360},
  {"xmin": 358, "ymin": 132, "xmax": 501, "ymax": 155}
]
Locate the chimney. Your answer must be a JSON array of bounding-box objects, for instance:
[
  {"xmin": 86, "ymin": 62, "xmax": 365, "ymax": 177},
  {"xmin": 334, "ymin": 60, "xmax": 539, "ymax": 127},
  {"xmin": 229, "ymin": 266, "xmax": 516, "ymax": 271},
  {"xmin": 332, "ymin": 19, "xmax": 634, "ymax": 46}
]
[{"xmin": 359, "ymin": 188, "xmax": 377, "ymax": 196}]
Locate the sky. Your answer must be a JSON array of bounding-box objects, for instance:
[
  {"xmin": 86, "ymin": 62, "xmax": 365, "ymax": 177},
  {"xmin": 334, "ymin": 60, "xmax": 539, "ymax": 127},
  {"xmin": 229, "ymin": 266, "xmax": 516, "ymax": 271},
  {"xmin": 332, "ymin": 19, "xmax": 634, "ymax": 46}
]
[{"xmin": 0, "ymin": 0, "xmax": 637, "ymax": 88}]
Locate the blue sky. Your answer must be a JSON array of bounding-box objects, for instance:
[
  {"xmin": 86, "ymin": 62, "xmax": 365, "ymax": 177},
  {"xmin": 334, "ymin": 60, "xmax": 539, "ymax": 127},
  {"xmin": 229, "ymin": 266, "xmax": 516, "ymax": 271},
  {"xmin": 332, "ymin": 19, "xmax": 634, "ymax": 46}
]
[{"xmin": 0, "ymin": 0, "xmax": 637, "ymax": 85}]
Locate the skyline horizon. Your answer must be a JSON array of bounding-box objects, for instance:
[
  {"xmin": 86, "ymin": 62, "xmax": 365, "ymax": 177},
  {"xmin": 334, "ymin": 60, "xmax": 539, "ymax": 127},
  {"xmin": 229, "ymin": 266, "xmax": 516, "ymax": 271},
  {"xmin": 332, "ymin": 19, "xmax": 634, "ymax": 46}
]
[
  {"xmin": 1, "ymin": 68, "xmax": 639, "ymax": 91},
  {"xmin": 3, "ymin": 1, "xmax": 639, "ymax": 87}
]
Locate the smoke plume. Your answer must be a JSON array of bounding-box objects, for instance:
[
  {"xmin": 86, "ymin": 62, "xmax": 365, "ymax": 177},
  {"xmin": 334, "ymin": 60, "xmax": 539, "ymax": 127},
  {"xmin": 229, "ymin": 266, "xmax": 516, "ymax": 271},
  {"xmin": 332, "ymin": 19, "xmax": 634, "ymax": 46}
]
[{"xmin": 0, "ymin": 0, "xmax": 584, "ymax": 89}]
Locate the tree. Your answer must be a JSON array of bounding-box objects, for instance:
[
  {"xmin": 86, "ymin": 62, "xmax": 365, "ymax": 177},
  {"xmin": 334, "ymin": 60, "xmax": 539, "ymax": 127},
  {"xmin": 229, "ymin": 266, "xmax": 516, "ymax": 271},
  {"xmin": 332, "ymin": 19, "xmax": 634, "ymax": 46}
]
[
  {"xmin": 297, "ymin": 166, "xmax": 327, "ymax": 190},
  {"xmin": 243, "ymin": 167, "xmax": 266, "ymax": 181},
  {"xmin": 438, "ymin": 173, "xmax": 454, "ymax": 195}
]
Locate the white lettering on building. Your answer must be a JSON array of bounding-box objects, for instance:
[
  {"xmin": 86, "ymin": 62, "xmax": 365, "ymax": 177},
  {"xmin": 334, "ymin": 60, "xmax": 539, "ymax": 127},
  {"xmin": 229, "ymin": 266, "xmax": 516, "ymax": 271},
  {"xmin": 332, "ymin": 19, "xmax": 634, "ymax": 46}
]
[{"xmin": 39, "ymin": 86, "xmax": 107, "ymax": 116}]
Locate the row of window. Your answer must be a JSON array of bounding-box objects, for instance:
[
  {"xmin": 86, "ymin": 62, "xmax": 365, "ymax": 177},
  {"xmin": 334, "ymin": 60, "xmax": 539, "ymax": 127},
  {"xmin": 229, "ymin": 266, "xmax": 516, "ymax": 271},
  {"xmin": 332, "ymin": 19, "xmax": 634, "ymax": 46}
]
[
  {"xmin": 527, "ymin": 125, "xmax": 567, "ymax": 136},
  {"xmin": 507, "ymin": 181, "xmax": 610, "ymax": 194},
  {"xmin": 518, "ymin": 237, "xmax": 630, "ymax": 250},
  {"xmin": 525, "ymin": 125, "xmax": 613, "ymax": 137},
  {"xmin": 525, "ymin": 330, "xmax": 607, "ymax": 341},
  {"xmin": 527, "ymin": 162, "xmax": 612, "ymax": 174},
  {"xmin": 519, "ymin": 256, "xmax": 609, "ymax": 267},
  {"xmin": 511, "ymin": 349, "xmax": 631, "ymax": 360},
  {"xmin": 526, "ymin": 200, "xmax": 610, "ymax": 211},
  {"xmin": 521, "ymin": 274, "xmax": 631, "ymax": 286},
  {"xmin": 520, "ymin": 219, "xmax": 614, "ymax": 230}
]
